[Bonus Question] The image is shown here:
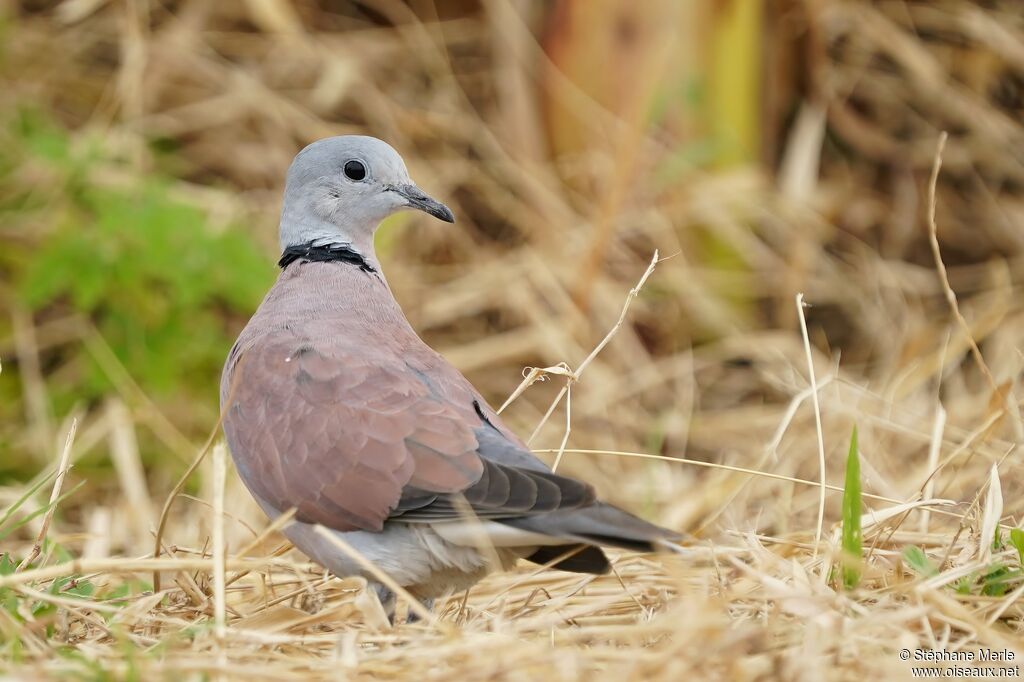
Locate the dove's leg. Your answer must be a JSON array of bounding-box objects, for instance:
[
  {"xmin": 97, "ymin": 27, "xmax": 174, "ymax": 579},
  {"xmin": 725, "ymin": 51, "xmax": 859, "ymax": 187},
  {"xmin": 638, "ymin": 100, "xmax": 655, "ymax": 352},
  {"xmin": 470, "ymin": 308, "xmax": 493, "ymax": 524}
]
[
  {"xmin": 371, "ymin": 582, "xmax": 397, "ymax": 624},
  {"xmin": 404, "ymin": 598, "xmax": 434, "ymax": 624}
]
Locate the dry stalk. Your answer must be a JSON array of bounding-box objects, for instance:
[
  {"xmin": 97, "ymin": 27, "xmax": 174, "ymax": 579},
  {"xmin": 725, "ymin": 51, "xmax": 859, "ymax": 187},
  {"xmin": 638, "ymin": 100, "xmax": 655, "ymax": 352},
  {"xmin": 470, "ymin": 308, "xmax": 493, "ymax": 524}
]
[
  {"xmin": 498, "ymin": 251, "xmax": 660, "ymax": 471},
  {"xmin": 312, "ymin": 526, "xmax": 441, "ymax": 629},
  {"xmin": 925, "ymin": 132, "xmax": 1022, "ymax": 441},
  {"xmin": 534, "ymin": 447, "xmax": 964, "ymax": 521},
  {"xmin": 2, "ymin": 4, "xmax": 1024, "ymax": 678},
  {"xmin": 919, "ymin": 405, "xmax": 946, "ymax": 535},
  {"xmin": 16, "ymin": 419, "xmax": 78, "ymax": 572},
  {"xmin": 212, "ymin": 442, "xmax": 228, "ymax": 663},
  {"xmin": 795, "ymin": 293, "xmax": 828, "ymax": 563},
  {"xmin": 153, "ymin": 353, "xmax": 245, "ymax": 590}
]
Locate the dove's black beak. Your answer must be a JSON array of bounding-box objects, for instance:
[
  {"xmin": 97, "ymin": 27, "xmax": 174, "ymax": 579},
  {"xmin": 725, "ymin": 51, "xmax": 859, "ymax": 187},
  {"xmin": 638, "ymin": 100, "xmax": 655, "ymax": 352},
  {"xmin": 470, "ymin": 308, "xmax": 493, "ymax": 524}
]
[{"xmin": 393, "ymin": 184, "xmax": 455, "ymax": 223}]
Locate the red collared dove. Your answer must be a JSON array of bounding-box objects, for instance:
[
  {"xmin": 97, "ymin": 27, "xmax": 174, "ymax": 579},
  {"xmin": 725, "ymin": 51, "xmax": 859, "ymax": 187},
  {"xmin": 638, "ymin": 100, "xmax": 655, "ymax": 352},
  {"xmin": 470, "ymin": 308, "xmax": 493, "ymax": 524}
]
[{"xmin": 221, "ymin": 136, "xmax": 681, "ymax": 617}]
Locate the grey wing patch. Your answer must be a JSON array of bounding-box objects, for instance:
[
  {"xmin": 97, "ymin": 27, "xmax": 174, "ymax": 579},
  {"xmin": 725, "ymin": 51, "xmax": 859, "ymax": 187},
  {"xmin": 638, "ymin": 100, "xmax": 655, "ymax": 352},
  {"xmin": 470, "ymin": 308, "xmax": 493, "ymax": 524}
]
[
  {"xmin": 472, "ymin": 425, "xmax": 552, "ymax": 473},
  {"xmin": 391, "ymin": 457, "xmax": 596, "ymax": 522},
  {"xmin": 388, "ymin": 391, "xmax": 594, "ymax": 522}
]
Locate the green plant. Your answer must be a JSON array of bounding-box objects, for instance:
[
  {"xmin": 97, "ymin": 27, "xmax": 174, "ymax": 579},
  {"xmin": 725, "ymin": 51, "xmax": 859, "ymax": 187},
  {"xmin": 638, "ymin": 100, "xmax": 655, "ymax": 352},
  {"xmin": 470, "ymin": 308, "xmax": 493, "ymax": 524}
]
[
  {"xmin": 903, "ymin": 545, "xmax": 938, "ymax": 578},
  {"xmin": 841, "ymin": 426, "xmax": 862, "ymax": 589},
  {"xmin": 0, "ymin": 110, "xmax": 274, "ymax": 477},
  {"xmin": 1009, "ymin": 528, "xmax": 1024, "ymax": 565}
]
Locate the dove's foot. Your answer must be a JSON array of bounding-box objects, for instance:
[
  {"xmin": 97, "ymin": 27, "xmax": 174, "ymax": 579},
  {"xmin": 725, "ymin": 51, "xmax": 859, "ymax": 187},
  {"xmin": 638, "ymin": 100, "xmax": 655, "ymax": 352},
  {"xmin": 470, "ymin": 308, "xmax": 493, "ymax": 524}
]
[
  {"xmin": 404, "ymin": 598, "xmax": 434, "ymax": 624},
  {"xmin": 370, "ymin": 582, "xmax": 435, "ymax": 625}
]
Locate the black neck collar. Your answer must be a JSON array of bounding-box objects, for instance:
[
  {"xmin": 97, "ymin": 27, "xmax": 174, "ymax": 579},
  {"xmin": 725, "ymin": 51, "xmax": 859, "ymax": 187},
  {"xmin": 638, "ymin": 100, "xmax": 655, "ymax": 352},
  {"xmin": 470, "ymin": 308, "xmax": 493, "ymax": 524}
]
[{"xmin": 278, "ymin": 242, "xmax": 377, "ymax": 273}]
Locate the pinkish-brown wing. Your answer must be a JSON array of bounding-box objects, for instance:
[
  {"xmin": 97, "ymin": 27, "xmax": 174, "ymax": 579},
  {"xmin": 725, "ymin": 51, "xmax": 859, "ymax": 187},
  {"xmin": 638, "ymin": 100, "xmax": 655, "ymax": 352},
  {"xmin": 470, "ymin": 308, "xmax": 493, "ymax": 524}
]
[{"xmin": 222, "ymin": 335, "xmax": 485, "ymax": 532}]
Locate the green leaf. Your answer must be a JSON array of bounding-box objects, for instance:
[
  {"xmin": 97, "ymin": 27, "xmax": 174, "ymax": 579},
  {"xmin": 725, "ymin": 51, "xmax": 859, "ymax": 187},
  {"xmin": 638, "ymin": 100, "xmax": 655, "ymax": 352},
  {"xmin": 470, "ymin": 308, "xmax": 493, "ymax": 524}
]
[
  {"xmin": 980, "ymin": 565, "xmax": 1020, "ymax": 597},
  {"xmin": 1009, "ymin": 528, "xmax": 1024, "ymax": 566},
  {"xmin": 841, "ymin": 426, "xmax": 862, "ymax": 589},
  {"xmin": 17, "ymin": 110, "xmax": 71, "ymax": 162},
  {"xmin": 4, "ymin": 630, "xmax": 23, "ymax": 664},
  {"xmin": 64, "ymin": 579, "xmax": 95, "ymax": 599},
  {"xmin": 103, "ymin": 583, "xmax": 132, "ymax": 602},
  {"xmin": 903, "ymin": 545, "xmax": 939, "ymax": 578},
  {"xmin": 52, "ymin": 543, "xmax": 73, "ymax": 564},
  {"xmin": 0, "ymin": 587, "xmax": 18, "ymax": 616},
  {"xmin": 31, "ymin": 598, "xmax": 56, "ymax": 618},
  {"xmin": 48, "ymin": 576, "xmax": 70, "ymax": 593}
]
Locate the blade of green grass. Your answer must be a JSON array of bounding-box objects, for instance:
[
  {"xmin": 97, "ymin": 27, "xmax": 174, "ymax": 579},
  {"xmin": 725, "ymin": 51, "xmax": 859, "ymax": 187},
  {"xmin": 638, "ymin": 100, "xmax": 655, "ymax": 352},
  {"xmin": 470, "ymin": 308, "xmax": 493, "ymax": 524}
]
[
  {"xmin": 0, "ymin": 480, "xmax": 86, "ymax": 543},
  {"xmin": 841, "ymin": 426, "xmax": 862, "ymax": 589},
  {"xmin": 0, "ymin": 471, "xmax": 57, "ymax": 531},
  {"xmin": 903, "ymin": 546, "xmax": 939, "ymax": 578},
  {"xmin": 980, "ymin": 565, "xmax": 1019, "ymax": 597}
]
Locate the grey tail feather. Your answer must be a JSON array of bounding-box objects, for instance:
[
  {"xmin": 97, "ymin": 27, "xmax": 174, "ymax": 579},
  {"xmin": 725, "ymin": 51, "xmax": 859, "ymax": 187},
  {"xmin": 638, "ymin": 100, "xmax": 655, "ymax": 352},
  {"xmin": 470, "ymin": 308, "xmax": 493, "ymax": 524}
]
[
  {"xmin": 654, "ymin": 539, "xmax": 689, "ymax": 554},
  {"xmin": 500, "ymin": 502, "xmax": 683, "ymax": 553}
]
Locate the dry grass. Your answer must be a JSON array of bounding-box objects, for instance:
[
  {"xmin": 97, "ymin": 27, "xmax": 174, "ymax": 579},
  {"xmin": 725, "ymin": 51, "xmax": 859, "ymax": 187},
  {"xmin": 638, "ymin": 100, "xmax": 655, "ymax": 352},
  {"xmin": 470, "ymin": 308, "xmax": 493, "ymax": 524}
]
[{"xmin": 2, "ymin": 1, "xmax": 1024, "ymax": 680}]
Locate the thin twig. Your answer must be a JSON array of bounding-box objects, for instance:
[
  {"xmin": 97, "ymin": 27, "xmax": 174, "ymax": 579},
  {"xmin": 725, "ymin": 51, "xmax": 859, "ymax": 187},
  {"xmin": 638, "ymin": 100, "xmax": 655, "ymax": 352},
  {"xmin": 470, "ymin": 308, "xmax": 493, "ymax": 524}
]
[
  {"xmin": 919, "ymin": 405, "xmax": 946, "ymax": 535},
  {"xmin": 224, "ymin": 509, "xmax": 296, "ymax": 588},
  {"xmin": 152, "ymin": 430, "xmax": 218, "ymax": 592},
  {"xmin": 153, "ymin": 353, "xmax": 244, "ymax": 590},
  {"xmin": 551, "ymin": 384, "xmax": 572, "ymax": 471},
  {"xmin": 17, "ymin": 419, "xmax": 78, "ymax": 572},
  {"xmin": 532, "ymin": 448, "xmax": 963, "ymax": 520},
  {"xmin": 496, "ymin": 251, "xmax": 660, "ymax": 453},
  {"xmin": 925, "ymin": 131, "xmax": 1021, "ymax": 441},
  {"xmin": 575, "ymin": 251, "xmax": 661, "ymax": 378},
  {"xmin": 795, "ymin": 293, "xmax": 828, "ymax": 563},
  {"xmin": 0, "ymin": 556, "xmax": 310, "ymax": 590},
  {"xmin": 212, "ymin": 443, "xmax": 228, "ymax": 660},
  {"xmin": 312, "ymin": 525, "xmax": 442, "ymax": 628}
]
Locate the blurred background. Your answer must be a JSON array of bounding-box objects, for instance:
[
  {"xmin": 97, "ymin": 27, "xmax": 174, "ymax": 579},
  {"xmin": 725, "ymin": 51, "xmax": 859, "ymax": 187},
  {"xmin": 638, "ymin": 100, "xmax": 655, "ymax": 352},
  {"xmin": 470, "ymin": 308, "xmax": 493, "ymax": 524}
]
[{"xmin": 2, "ymin": 0, "xmax": 1023, "ymax": 560}]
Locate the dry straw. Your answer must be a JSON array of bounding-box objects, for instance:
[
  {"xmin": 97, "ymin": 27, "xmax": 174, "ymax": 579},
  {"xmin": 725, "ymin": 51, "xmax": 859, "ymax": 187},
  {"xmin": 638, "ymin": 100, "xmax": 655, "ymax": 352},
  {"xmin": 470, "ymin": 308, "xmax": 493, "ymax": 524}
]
[{"xmin": 2, "ymin": 1, "xmax": 1024, "ymax": 680}]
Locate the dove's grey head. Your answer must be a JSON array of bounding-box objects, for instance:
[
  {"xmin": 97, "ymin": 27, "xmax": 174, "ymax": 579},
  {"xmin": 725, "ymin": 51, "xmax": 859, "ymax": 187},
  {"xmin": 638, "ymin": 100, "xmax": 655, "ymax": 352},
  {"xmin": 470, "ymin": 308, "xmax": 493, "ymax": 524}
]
[{"xmin": 278, "ymin": 136, "xmax": 453, "ymax": 254}]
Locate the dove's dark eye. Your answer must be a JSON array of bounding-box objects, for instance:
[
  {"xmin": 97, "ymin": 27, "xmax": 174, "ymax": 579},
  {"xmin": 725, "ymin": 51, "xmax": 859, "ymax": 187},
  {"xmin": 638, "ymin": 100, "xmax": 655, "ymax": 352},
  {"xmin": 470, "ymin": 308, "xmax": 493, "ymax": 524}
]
[{"xmin": 343, "ymin": 160, "xmax": 367, "ymax": 181}]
